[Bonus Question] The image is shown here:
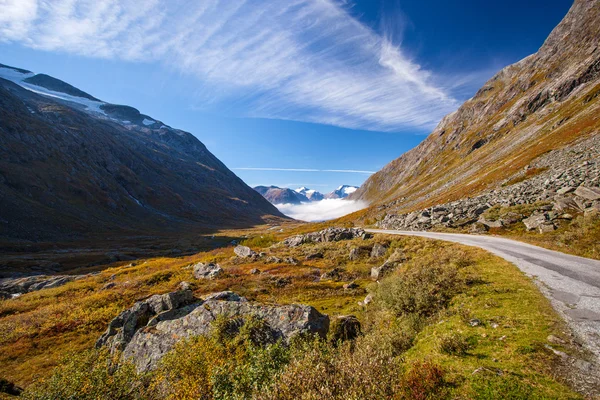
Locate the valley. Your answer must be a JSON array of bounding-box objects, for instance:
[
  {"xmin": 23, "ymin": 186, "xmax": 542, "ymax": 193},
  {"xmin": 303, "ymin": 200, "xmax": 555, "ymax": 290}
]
[{"xmin": 1, "ymin": 0, "xmax": 600, "ymax": 399}]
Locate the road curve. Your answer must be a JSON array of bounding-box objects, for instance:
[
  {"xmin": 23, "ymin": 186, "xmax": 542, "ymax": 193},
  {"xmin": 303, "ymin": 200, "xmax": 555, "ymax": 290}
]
[{"xmin": 366, "ymin": 229, "xmax": 600, "ymax": 360}]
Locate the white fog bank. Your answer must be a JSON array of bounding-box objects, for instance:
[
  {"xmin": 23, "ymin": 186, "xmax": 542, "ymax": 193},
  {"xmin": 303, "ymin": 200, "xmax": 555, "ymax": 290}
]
[{"xmin": 276, "ymin": 199, "xmax": 368, "ymax": 222}]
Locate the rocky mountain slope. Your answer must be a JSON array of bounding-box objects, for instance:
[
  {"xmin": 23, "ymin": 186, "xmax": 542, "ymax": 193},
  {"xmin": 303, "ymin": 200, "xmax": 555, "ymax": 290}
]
[
  {"xmin": 326, "ymin": 185, "xmax": 358, "ymax": 199},
  {"xmin": 254, "ymin": 186, "xmax": 309, "ymax": 204},
  {"xmin": 295, "ymin": 187, "xmax": 324, "ymax": 201},
  {"xmin": 0, "ymin": 65, "xmax": 284, "ymax": 242},
  {"xmin": 351, "ymin": 0, "xmax": 600, "ymax": 214}
]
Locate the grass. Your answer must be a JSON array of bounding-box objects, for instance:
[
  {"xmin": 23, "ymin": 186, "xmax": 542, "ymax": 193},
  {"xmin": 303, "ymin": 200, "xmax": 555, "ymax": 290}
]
[{"xmin": 0, "ymin": 232, "xmax": 584, "ymax": 399}]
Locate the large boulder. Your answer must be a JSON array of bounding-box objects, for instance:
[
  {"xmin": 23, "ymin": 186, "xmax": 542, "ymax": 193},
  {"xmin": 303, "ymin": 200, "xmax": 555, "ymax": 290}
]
[
  {"xmin": 371, "ymin": 262, "xmax": 396, "ymax": 280},
  {"xmin": 283, "ymin": 228, "xmax": 366, "ymax": 247},
  {"xmin": 234, "ymin": 245, "xmax": 257, "ymax": 258},
  {"xmin": 523, "ymin": 213, "xmax": 548, "ymax": 231},
  {"xmin": 370, "ymin": 243, "xmax": 387, "ymax": 258},
  {"xmin": 97, "ymin": 290, "xmax": 329, "ymax": 371},
  {"xmin": 193, "ymin": 263, "xmax": 224, "ymax": 280},
  {"xmin": 574, "ymin": 186, "xmax": 600, "ymax": 201}
]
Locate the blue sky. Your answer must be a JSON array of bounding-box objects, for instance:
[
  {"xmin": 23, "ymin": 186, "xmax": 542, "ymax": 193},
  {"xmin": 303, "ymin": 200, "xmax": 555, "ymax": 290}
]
[{"xmin": 0, "ymin": 0, "xmax": 572, "ymax": 193}]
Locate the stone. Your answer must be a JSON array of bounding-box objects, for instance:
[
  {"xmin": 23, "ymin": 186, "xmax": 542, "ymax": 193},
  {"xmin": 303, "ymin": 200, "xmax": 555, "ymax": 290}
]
[
  {"xmin": 557, "ymin": 187, "xmax": 575, "ymax": 195},
  {"xmin": 469, "ymin": 318, "xmax": 482, "ymax": 327},
  {"xmin": 284, "ymin": 236, "xmax": 305, "ymax": 247},
  {"xmin": 284, "ymin": 257, "xmax": 299, "ymax": 265},
  {"xmin": 361, "ymin": 293, "xmax": 374, "ymax": 306},
  {"xmin": 547, "ymin": 334, "xmax": 566, "ymax": 345},
  {"xmin": 250, "ymin": 268, "xmax": 261, "ymax": 275},
  {"xmin": 469, "ymin": 222, "xmax": 489, "ymax": 234},
  {"xmin": 348, "ymin": 247, "xmax": 360, "ymax": 261},
  {"xmin": 320, "ymin": 267, "xmax": 345, "ymax": 281},
  {"xmin": 478, "ymin": 217, "xmax": 503, "ymax": 228},
  {"xmin": 306, "ymin": 252, "xmax": 324, "ymax": 260},
  {"xmin": 523, "ymin": 213, "xmax": 548, "ymax": 231},
  {"xmin": 574, "ymin": 186, "xmax": 600, "ymax": 201},
  {"xmin": 234, "ymin": 245, "xmax": 257, "ymax": 258},
  {"xmin": 101, "ymin": 282, "xmax": 116, "ymax": 290},
  {"xmin": 178, "ymin": 281, "xmax": 192, "ymax": 291},
  {"xmin": 98, "ymin": 290, "xmax": 329, "ymax": 371},
  {"xmin": 538, "ymin": 222, "xmax": 556, "ymax": 233},
  {"xmin": 192, "ymin": 263, "xmax": 224, "ymax": 280},
  {"xmin": 204, "ymin": 291, "xmax": 247, "ymax": 302},
  {"xmin": 329, "ymin": 315, "xmax": 361, "ymax": 343},
  {"xmin": 553, "ymin": 195, "xmax": 580, "ymax": 212},
  {"xmin": 370, "ymin": 243, "xmax": 387, "ymax": 258},
  {"xmin": 500, "ymin": 212, "xmax": 523, "ymax": 225},
  {"xmin": 371, "ymin": 262, "xmax": 396, "ymax": 280},
  {"xmin": 343, "ymin": 281, "xmax": 359, "ymax": 290},
  {"xmin": 283, "ymin": 228, "xmax": 366, "ymax": 247},
  {"xmin": 0, "ymin": 274, "xmax": 83, "ymax": 295}
]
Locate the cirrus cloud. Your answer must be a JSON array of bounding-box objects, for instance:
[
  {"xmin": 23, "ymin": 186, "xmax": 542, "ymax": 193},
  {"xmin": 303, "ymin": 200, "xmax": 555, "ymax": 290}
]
[{"xmin": 0, "ymin": 0, "xmax": 459, "ymax": 131}]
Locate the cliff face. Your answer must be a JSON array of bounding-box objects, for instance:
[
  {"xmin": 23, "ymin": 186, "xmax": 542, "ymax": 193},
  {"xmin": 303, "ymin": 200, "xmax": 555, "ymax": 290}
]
[
  {"xmin": 352, "ymin": 0, "xmax": 600, "ymax": 210},
  {"xmin": 0, "ymin": 74, "xmax": 285, "ymax": 242}
]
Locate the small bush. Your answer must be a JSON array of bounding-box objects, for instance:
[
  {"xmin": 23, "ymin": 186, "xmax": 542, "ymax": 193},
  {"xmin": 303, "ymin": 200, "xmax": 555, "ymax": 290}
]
[
  {"xmin": 22, "ymin": 349, "xmax": 146, "ymax": 400},
  {"xmin": 240, "ymin": 235, "xmax": 277, "ymax": 249},
  {"xmin": 399, "ymin": 359, "xmax": 446, "ymax": 400},
  {"xmin": 378, "ymin": 263, "xmax": 464, "ymax": 317},
  {"xmin": 438, "ymin": 333, "xmax": 472, "ymax": 356}
]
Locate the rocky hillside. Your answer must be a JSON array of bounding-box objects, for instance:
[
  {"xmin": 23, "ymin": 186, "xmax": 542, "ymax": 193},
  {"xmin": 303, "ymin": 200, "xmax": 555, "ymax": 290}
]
[
  {"xmin": 0, "ymin": 66, "xmax": 284, "ymax": 242},
  {"xmin": 352, "ymin": 0, "xmax": 600, "ymax": 212}
]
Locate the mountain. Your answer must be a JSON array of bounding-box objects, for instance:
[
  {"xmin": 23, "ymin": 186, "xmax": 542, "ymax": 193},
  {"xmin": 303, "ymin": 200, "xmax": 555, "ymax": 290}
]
[
  {"xmin": 326, "ymin": 185, "xmax": 359, "ymax": 199},
  {"xmin": 295, "ymin": 187, "xmax": 324, "ymax": 201},
  {"xmin": 0, "ymin": 64, "xmax": 285, "ymax": 242},
  {"xmin": 351, "ymin": 0, "xmax": 600, "ymax": 212},
  {"xmin": 254, "ymin": 186, "xmax": 308, "ymax": 204}
]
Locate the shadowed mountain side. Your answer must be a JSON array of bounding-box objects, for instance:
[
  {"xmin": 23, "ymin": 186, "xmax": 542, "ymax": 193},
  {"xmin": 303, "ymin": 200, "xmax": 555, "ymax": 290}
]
[{"xmin": 0, "ymin": 78, "xmax": 287, "ymax": 244}]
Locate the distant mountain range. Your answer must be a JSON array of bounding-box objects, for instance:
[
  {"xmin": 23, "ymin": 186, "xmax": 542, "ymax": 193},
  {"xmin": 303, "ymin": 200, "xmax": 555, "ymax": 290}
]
[
  {"xmin": 0, "ymin": 63, "xmax": 285, "ymax": 241},
  {"xmin": 254, "ymin": 185, "xmax": 358, "ymax": 205}
]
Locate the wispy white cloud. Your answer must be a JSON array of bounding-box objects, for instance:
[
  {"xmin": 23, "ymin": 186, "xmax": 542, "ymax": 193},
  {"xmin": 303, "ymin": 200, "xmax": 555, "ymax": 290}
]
[
  {"xmin": 0, "ymin": 0, "xmax": 459, "ymax": 131},
  {"xmin": 277, "ymin": 199, "xmax": 367, "ymax": 222},
  {"xmin": 233, "ymin": 167, "xmax": 375, "ymax": 174}
]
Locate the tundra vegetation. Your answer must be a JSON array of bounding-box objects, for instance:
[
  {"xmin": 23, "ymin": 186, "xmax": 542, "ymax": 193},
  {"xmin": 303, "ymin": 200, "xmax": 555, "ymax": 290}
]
[{"xmin": 0, "ymin": 229, "xmax": 583, "ymax": 399}]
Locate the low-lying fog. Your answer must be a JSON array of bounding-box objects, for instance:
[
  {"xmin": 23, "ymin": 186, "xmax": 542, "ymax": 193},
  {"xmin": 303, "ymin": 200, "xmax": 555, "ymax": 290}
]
[{"xmin": 276, "ymin": 199, "xmax": 368, "ymax": 222}]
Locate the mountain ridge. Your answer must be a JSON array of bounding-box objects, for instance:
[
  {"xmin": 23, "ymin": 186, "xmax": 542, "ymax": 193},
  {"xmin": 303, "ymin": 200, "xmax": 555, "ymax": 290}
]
[
  {"xmin": 351, "ymin": 0, "xmax": 600, "ymax": 213},
  {"xmin": 0, "ymin": 64, "xmax": 285, "ymax": 243}
]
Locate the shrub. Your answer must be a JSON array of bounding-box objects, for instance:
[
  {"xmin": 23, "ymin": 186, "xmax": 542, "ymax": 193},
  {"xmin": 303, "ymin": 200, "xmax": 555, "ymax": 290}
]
[
  {"xmin": 0, "ymin": 377, "xmax": 22, "ymax": 396},
  {"xmin": 240, "ymin": 235, "xmax": 277, "ymax": 249},
  {"xmin": 22, "ymin": 349, "xmax": 146, "ymax": 400},
  {"xmin": 378, "ymin": 263, "xmax": 464, "ymax": 317},
  {"xmin": 438, "ymin": 333, "xmax": 472, "ymax": 356},
  {"xmin": 399, "ymin": 359, "xmax": 446, "ymax": 400}
]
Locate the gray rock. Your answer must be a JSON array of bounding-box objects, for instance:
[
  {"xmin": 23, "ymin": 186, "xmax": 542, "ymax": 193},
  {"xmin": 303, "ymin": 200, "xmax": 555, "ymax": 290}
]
[
  {"xmin": 557, "ymin": 187, "xmax": 575, "ymax": 195},
  {"xmin": 343, "ymin": 281, "xmax": 359, "ymax": 290},
  {"xmin": 360, "ymin": 293, "xmax": 374, "ymax": 306},
  {"xmin": 523, "ymin": 213, "xmax": 548, "ymax": 231},
  {"xmin": 371, "ymin": 262, "xmax": 396, "ymax": 280},
  {"xmin": 348, "ymin": 247, "xmax": 360, "ymax": 261},
  {"xmin": 553, "ymin": 195, "xmax": 580, "ymax": 212},
  {"xmin": 192, "ymin": 263, "xmax": 224, "ymax": 280},
  {"xmin": 234, "ymin": 245, "xmax": 257, "ymax": 258},
  {"xmin": 250, "ymin": 268, "xmax": 261, "ymax": 275},
  {"xmin": 178, "ymin": 281, "xmax": 192, "ymax": 291},
  {"xmin": 204, "ymin": 291, "xmax": 247, "ymax": 302},
  {"xmin": 284, "ymin": 257, "xmax": 299, "ymax": 265},
  {"xmin": 320, "ymin": 267, "xmax": 345, "ymax": 281},
  {"xmin": 0, "ymin": 274, "xmax": 82, "ymax": 295},
  {"xmin": 283, "ymin": 228, "xmax": 366, "ymax": 247},
  {"xmin": 538, "ymin": 222, "xmax": 556, "ymax": 233},
  {"xmin": 574, "ymin": 186, "xmax": 600, "ymax": 201},
  {"xmin": 469, "ymin": 222, "xmax": 489, "ymax": 234},
  {"xmin": 98, "ymin": 290, "xmax": 329, "ymax": 371},
  {"xmin": 478, "ymin": 217, "xmax": 503, "ymax": 228},
  {"xmin": 305, "ymin": 252, "xmax": 324, "ymax": 260},
  {"xmin": 370, "ymin": 243, "xmax": 387, "ymax": 258}
]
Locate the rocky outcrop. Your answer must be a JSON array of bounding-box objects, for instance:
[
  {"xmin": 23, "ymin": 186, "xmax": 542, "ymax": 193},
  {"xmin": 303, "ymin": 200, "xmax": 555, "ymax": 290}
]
[
  {"xmin": 97, "ymin": 289, "xmax": 329, "ymax": 371},
  {"xmin": 283, "ymin": 227, "xmax": 370, "ymax": 247},
  {"xmin": 234, "ymin": 245, "xmax": 257, "ymax": 258},
  {"xmin": 377, "ymin": 135, "xmax": 599, "ymax": 232},
  {"xmin": 352, "ymin": 0, "xmax": 600, "ymax": 220},
  {"xmin": 0, "ymin": 273, "xmax": 90, "ymax": 296},
  {"xmin": 192, "ymin": 263, "xmax": 224, "ymax": 280}
]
